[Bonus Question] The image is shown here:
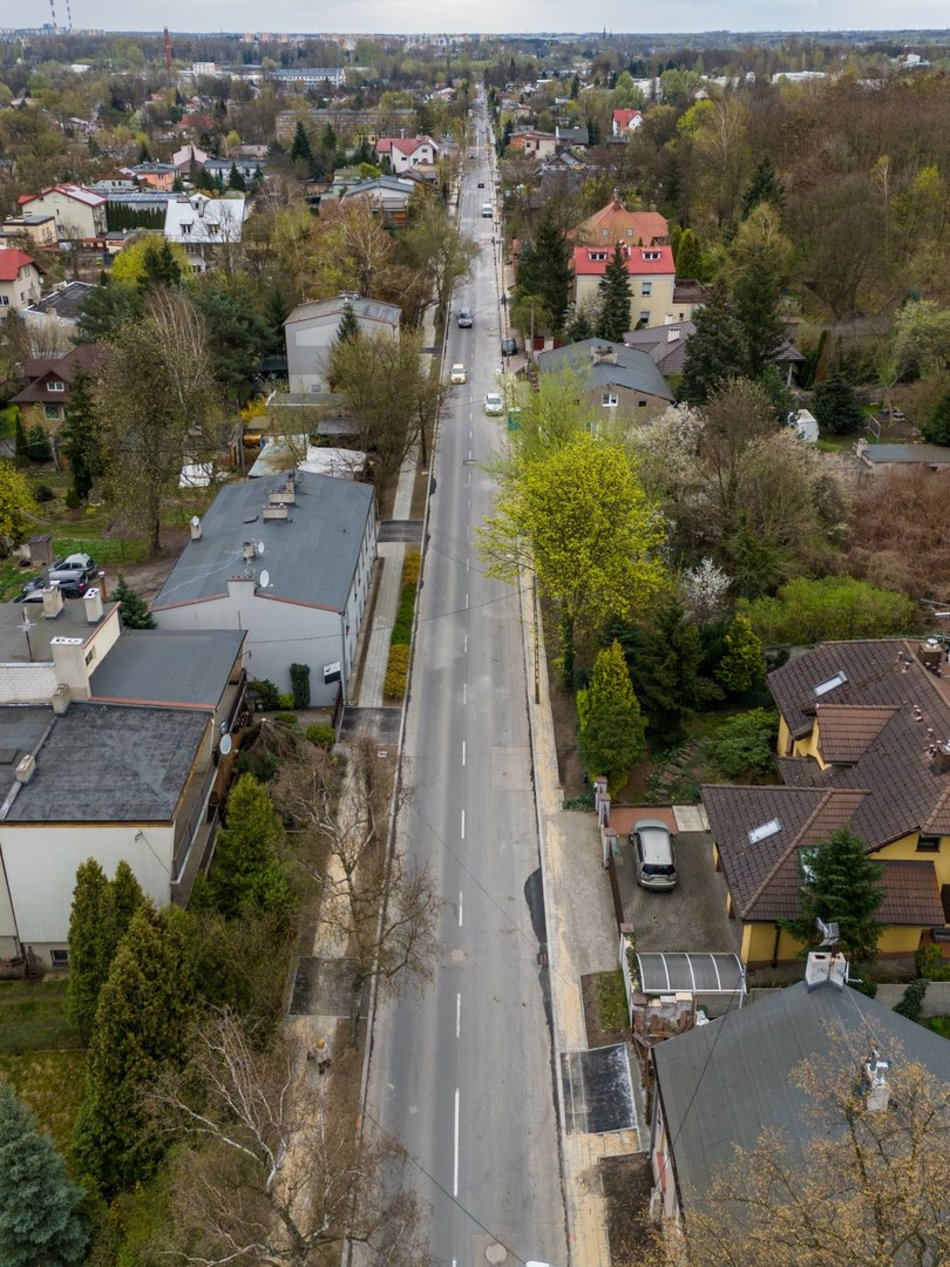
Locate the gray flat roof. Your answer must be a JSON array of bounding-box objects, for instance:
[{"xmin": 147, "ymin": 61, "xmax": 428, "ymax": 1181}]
[
  {"xmin": 654, "ymin": 979, "xmax": 950, "ymax": 1213},
  {"xmin": 89, "ymin": 629, "xmax": 245, "ymax": 708},
  {"xmin": 152, "ymin": 471, "xmax": 374, "ymax": 613},
  {"xmin": 0, "ymin": 599, "xmax": 119, "ymax": 665},
  {"xmin": 2, "ymin": 703, "xmax": 210, "ymax": 823},
  {"xmin": 284, "ymin": 296, "xmax": 402, "ymax": 326},
  {"xmin": 865, "ymin": 443, "xmax": 950, "ymax": 464}
]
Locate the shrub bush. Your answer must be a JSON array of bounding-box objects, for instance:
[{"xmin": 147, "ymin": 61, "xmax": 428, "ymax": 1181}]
[
  {"xmin": 710, "ymin": 709, "xmax": 778, "ymax": 780},
  {"xmin": 274, "ymin": 709, "xmax": 297, "ymax": 725},
  {"xmin": 306, "ymin": 724, "xmax": 336, "ymax": 748},
  {"xmin": 248, "ymin": 678, "xmax": 280, "ymax": 711},
  {"xmin": 289, "ymin": 663, "xmax": 311, "ymax": 709},
  {"xmin": 402, "ymin": 546, "xmax": 421, "ymax": 588},
  {"xmin": 893, "ymin": 977, "xmax": 928, "ymax": 1023},
  {"xmin": 849, "ymin": 975, "xmax": 878, "ymax": 999},
  {"xmin": 916, "ymin": 943, "xmax": 950, "ymax": 981},
  {"xmin": 276, "ymin": 693, "xmax": 295, "ymax": 711},
  {"xmin": 384, "ymin": 644, "xmax": 410, "ymax": 699},
  {"xmin": 33, "ymin": 484, "xmax": 55, "ymax": 503},
  {"xmin": 64, "ymin": 489, "xmax": 81, "ymax": 510}
]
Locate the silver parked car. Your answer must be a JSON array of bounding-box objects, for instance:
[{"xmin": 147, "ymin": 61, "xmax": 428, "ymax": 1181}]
[{"xmin": 631, "ymin": 819, "xmax": 677, "ymax": 890}]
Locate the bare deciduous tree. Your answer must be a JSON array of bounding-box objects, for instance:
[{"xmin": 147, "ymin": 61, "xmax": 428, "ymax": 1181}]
[
  {"xmin": 150, "ymin": 1009, "xmax": 431, "ymax": 1267},
  {"xmin": 273, "ymin": 735, "xmax": 441, "ymax": 1046}
]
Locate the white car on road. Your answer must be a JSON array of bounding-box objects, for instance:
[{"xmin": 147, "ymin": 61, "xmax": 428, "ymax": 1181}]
[
  {"xmin": 483, "ymin": 392, "xmax": 504, "ymax": 415},
  {"xmin": 450, "ymin": 363, "xmax": 467, "ymax": 384}
]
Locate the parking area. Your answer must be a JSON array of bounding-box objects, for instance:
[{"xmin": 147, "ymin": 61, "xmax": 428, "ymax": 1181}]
[{"xmin": 610, "ymin": 808, "xmax": 739, "ymax": 955}]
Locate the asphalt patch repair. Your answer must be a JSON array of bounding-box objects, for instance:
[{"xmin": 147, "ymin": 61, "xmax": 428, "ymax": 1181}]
[{"xmin": 560, "ymin": 1043, "xmax": 637, "ymax": 1135}]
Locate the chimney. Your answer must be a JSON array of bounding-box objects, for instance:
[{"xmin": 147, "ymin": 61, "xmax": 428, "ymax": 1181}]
[
  {"xmin": 862, "ymin": 1053, "xmax": 891, "ymax": 1112},
  {"xmin": 804, "ymin": 950, "xmax": 849, "ymax": 991},
  {"xmin": 190, "ymin": 515, "xmax": 203, "ymax": 540},
  {"xmin": 262, "ymin": 501, "xmax": 289, "ymax": 521},
  {"xmin": 51, "ymin": 683, "xmax": 70, "ymax": 715},
  {"xmin": 42, "ymin": 584, "xmax": 64, "ymax": 619},
  {"xmin": 267, "ymin": 477, "xmax": 296, "ymax": 505},
  {"xmin": 97, "ymin": 570, "xmax": 108, "ymax": 601},
  {"xmin": 50, "ymin": 636, "xmax": 91, "ymax": 699},
  {"xmin": 15, "ymin": 753, "xmax": 35, "ymax": 784},
  {"xmin": 931, "ymin": 741, "xmax": 950, "ymax": 775},
  {"xmin": 667, "ymin": 328, "xmax": 680, "ymax": 342},
  {"xmin": 83, "ymin": 587, "xmax": 103, "ymax": 623},
  {"xmin": 241, "ymin": 540, "xmax": 258, "ymax": 562}
]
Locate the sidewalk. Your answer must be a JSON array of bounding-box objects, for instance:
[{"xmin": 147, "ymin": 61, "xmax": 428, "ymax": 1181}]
[{"xmin": 522, "ymin": 583, "xmax": 644, "ymax": 1267}]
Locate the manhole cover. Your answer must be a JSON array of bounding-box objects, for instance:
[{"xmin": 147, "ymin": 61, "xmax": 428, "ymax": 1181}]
[{"xmin": 485, "ymin": 1245, "xmax": 507, "ymax": 1265}]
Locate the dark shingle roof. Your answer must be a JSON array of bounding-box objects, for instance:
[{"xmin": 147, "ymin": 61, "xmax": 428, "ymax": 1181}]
[
  {"xmin": 152, "ymin": 472, "xmax": 374, "ymax": 613},
  {"xmin": 817, "ymin": 705, "xmax": 897, "ymax": 763},
  {"xmin": 536, "ymin": 338, "xmax": 673, "ymax": 401},
  {"xmin": 653, "ymin": 978, "xmax": 950, "ymax": 1214},
  {"xmin": 3, "ymin": 703, "xmax": 209, "ymax": 823}
]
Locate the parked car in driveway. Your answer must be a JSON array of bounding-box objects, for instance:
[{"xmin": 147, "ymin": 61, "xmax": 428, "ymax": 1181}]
[
  {"xmin": 450, "ymin": 363, "xmax": 467, "ymax": 384},
  {"xmin": 483, "ymin": 392, "xmax": 504, "ymax": 415},
  {"xmin": 631, "ymin": 819, "xmax": 677, "ymax": 890},
  {"xmin": 17, "ymin": 577, "xmax": 88, "ymax": 602},
  {"xmin": 48, "ymin": 553, "xmax": 96, "ymax": 585}
]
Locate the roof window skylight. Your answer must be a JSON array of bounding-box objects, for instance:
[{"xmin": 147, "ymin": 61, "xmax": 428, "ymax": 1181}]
[
  {"xmin": 814, "ymin": 670, "xmax": 848, "ymax": 697},
  {"xmin": 747, "ymin": 817, "xmax": 783, "ymax": 844}
]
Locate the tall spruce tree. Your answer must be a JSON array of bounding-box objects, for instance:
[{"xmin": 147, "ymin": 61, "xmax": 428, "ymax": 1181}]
[
  {"xmin": 580, "ymin": 640, "xmax": 647, "ymax": 794},
  {"xmin": 0, "ymin": 1083, "xmax": 88, "ymax": 1266},
  {"xmin": 922, "ymin": 389, "xmax": 950, "ymax": 445},
  {"xmin": 66, "ymin": 860, "xmax": 113, "ymax": 1046},
  {"xmin": 679, "ymin": 282, "xmax": 747, "ymax": 405},
  {"xmin": 290, "ymin": 120, "xmax": 312, "ymax": 166},
  {"xmin": 112, "ymin": 576, "xmax": 156, "ymax": 629},
  {"xmin": 733, "ymin": 247, "xmax": 786, "ymax": 378},
  {"xmin": 813, "ymin": 371, "xmax": 865, "ymax": 435},
  {"xmin": 336, "ymin": 301, "xmax": 360, "ymax": 343},
  {"xmin": 205, "ymin": 774, "xmax": 295, "ymax": 927},
  {"xmin": 596, "ymin": 243, "xmax": 633, "ymax": 342},
  {"xmin": 740, "ymin": 156, "xmax": 785, "ymax": 219},
  {"xmin": 73, "ymin": 904, "xmax": 197, "ymax": 1196},
  {"xmin": 781, "ymin": 826, "xmax": 884, "ymax": 965},
  {"xmin": 516, "ymin": 206, "xmax": 572, "ymax": 335},
  {"xmin": 60, "ymin": 368, "xmax": 103, "ymax": 501},
  {"xmin": 674, "ymin": 226, "xmax": 703, "ymax": 279}
]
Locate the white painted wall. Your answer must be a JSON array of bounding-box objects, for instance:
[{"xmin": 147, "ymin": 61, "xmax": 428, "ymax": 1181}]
[{"xmin": 0, "ymin": 822, "xmax": 175, "ymax": 951}]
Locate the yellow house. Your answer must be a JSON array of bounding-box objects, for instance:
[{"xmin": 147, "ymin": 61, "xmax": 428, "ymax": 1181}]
[
  {"xmin": 702, "ymin": 639, "xmax": 950, "ymax": 968},
  {"xmin": 571, "ymin": 243, "xmax": 676, "ymax": 329}
]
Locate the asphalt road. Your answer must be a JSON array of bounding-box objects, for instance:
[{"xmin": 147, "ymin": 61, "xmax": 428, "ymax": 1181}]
[{"xmin": 365, "ymin": 101, "xmax": 568, "ymax": 1267}]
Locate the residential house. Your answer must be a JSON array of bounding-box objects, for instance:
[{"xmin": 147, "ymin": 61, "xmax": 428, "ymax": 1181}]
[
  {"xmin": 284, "ymin": 294, "xmax": 401, "ymax": 395},
  {"xmin": 202, "ymin": 157, "xmax": 266, "ymax": 185},
  {"xmin": 651, "ymin": 951, "xmax": 950, "ymax": 1228},
  {"xmin": 555, "ymin": 125, "xmax": 589, "ymax": 149},
  {"xmin": 10, "ymin": 344, "xmax": 104, "ymax": 432},
  {"xmin": 623, "ymin": 321, "xmax": 695, "ymax": 377},
  {"xmin": 16, "ymin": 184, "xmax": 107, "ymax": 241},
  {"xmin": 151, "ymin": 470, "xmax": 377, "ymax": 706},
  {"xmin": 856, "ymin": 443, "xmax": 950, "ymax": 472},
  {"xmin": 572, "ymin": 196, "xmax": 669, "ymax": 247},
  {"xmin": 375, "ymin": 135, "xmax": 440, "ymax": 174},
  {"xmin": 701, "ymin": 638, "xmax": 950, "ymax": 968},
  {"xmin": 1, "ymin": 215, "xmax": 58, "ymax": 251},
  {"xmin": 336, "ymin": 176, "xmax": 416, "ymax": 228},
  {"xmin": 128, "ymin": 162, "xmax": 178, "ymax": 190},
  {"xmin": 671, "ymin": 278, "xmax": 709, "ymax": 322},
  {"xmin": 163, "ymin": 193, "xmax": 247, "ymax": 274},
  {"xmin": 271, "ymin": 67, "xmax": 346, "ymax": 88},
  {"xmin": 508, "ymin": 129, "xmax": 557, "ymax": 159},
  {"xmin": 572, "ymin": 242, "xmax": 676, "ymax": 329},
  {"xmin": 21, "ymin": 281, "xmax": 95, "ymax": 355},
  {"xmin": 536, "ymin": 338, "xmax": 674, "ymax": 423},
  {"xmin": 0, "ymin": 587, "xmax": 247, "ymax": 966},
  {"xmin": 170, "ymin": 143, "xmax": 210, "ymax": 175},
  {"xmin": 0, "ymin": 250, "xmax": 43, "ymax": 313},
  {"xmin": 612, "ymin": 108, "xmax": 643, "ymax": 136}
]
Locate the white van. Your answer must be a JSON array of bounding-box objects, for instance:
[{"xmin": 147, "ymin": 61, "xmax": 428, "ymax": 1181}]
[{"xmin": 481, "ymin": 202, "xmax": 493, "ymax": 218}]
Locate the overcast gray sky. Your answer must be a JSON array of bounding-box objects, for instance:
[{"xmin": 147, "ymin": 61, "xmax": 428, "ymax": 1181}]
[{"xmin": 64, "ymin": 0, "xmax": 950, "ymax": 36}]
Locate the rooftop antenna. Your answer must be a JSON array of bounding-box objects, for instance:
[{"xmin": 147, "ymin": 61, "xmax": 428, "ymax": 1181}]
[{"xmin": 816, "ymin": 916, "xmax": 840, "ymax": 953}]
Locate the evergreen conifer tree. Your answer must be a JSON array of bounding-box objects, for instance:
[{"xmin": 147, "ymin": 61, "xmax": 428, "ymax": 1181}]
[
  {"xmin": 515, "ymin": 206, "xmax": 572, "ymax": 335},
  {"xmin": 733, "ymin": 247, "xmax": 786, "ymax": 378},
  {"xmin": 740, "ymin": 156, "xmax": 785, "ymax": 219},
  {"xmin": 813, "ymin": 371, "xmax": 865, "ymax": 435},
  {"xmin": 73, "ymin": 904, "xmax": 198, "ymax": 1195},
  {"xmin": 715, "ymin": 613, "xmax": 765, "ymax": 694},
  {"xmin": 680, "ymin": 282, "xmax": 747, "ymax": 405},
  {"xmin": 0, "ymin": 1083, "xmax": 88, "ymax": 1266},
  {"xmin": 596, "ymin": 243, "xmax": 633, "ymax": 342},
  {"xmin": 674, "ymin": 226, "xmax": 703, "ymax": 279},
  {"xmin": 66, "ymin": 860, "xmax": 113, "ymax": 1046},
  {"xmin": 781, "ymin": 826, "xmax": 884, "ymax": 965},
  {"xmin": 228, "ymin": 162, "xmax": 245, "ymax": 191},
  {"xmin": 112, "ymin": 576, "xmax": 156, "ymax": 630},
  {"xmin": 922, "ymin": 389, "xmax": 950, "ymax": 445},
  {"xmin": 565, "ymin": 305, "xmax": 594, "ymax": 343},
  {"xmin": 61, "ymin": 369, "xmax": 103, "ymax": 501},
  {"xmin": 336, "ymin": 301, "xmax": 360, "ymax": 343},
  {"xmin": 205, "ymin": 774, "xmax": 295, "ymax": 927},
  {"xmin": 580, "ymin": 640, "xmax": 647, "ymax": 793}
]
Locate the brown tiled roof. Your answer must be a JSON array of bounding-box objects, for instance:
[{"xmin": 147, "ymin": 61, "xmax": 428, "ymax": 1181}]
[
  {"xmin": 11, "ymin": 344, "xmax": 104, "ymax": 406},
  {"xmin": 816, "ymin": 704, "xmax": 897, "ymax": 763},
  {"xmin": 878, "ymin": 860, "xmax": 945, "ymax": 925},
  {"xmin": 768, "ymin": 639, "xmax": 950, "ymax": 740}
]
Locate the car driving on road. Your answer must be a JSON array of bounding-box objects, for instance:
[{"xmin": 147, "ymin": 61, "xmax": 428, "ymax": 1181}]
[
  {"xmin": 484, "ymin": 392, "xmax": 504, "ymax": 415},
  {"xmin": 450, "ymin": 363, "xmax": 467, "ymax": 384},
  {"xmin": 457, "ymin": 307, "xmax": 473, "ymax": 328}
]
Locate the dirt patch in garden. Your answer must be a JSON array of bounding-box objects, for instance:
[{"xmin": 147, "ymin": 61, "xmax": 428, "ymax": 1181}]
[
  {"xmin": 601, "ymin": 1152, "xmax": 656, "ymax": 1265},
  {"xmin": 581, "ymin": 971, "xmax": 629, "ymax": 1049},
  {"xmin": 103, "ymin": 529, "xmax": 189, "ymax": 603}
]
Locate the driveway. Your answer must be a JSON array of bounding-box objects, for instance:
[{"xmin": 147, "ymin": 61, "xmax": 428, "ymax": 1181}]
[{"xmin": 616, "ymin": 824, "xmax": 740, "ymax": 956}]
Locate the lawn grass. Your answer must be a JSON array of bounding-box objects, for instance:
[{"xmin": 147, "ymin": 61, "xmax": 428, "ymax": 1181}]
[
  {"xmin": 0, "ymin": 978, "xmax": 82, "ymax": 1052},
  {"xmin": 597, "ymin": 969, "xmax": 630, "ymax": 1035},
  {"xmin": 928, "ymin": 1015, "xmax": 950, "ymax": 1039}
]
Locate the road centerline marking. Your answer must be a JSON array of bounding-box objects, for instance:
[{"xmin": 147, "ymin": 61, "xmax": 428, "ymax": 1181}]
[{"xmin": 453, "ymin": 1088, "xmax": 460, "ymax": 1196}]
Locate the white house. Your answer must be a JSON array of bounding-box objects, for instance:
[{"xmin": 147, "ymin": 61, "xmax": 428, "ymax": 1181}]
[
  {"xmin": 0, "ymin": 250, "xmax": 44, "ymax": 313},
  {"xmin": 0, "ymin": 590, "xmax": 247, "ymax": 966},
  {"xmin": 163, "ymin": 193, "xmax": 247, "ymax": 273},
  {"xmin": 375, "ymin": 135, "xmax": 439, "ymax": 174},
  {"xmin": 152, "ymin": 470, "xmax": 377, "ymax": 706},
  {"xmin": 284, "ymin": 294, "xmax": 401, "ymax": 395},
  {"xmin": 16, "ymin": 184, "xmax": 107, "ymax": 240},
  {"xmin": 611, "ymin": 108, "xmax": 643, "ymax": 136}
]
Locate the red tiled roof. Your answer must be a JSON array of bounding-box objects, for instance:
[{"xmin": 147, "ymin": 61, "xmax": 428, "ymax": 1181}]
[
  {"xmin": 572, "ymin": 198, "xmax": 669, "ymax": 246},
  {"xmin": 0, "ymin": 250, "xmax": 41, "ymax": 282},
  {"xmin": 613, "ymin": 108, "xmax": 642, "ymax": 128},
  {"xmin": 572, "ymin": 243, "xmax": 674, "ymax": 277},
  {"xmin": 377, "ymin": 135, "xmax": 437, "ymax": 157}
]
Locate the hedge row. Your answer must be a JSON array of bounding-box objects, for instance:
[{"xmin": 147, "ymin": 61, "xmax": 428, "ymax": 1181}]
[
  {"xmin": 384, "ymin": 644, "xmax": 410, "ymax": 700},
  {"xmin": 390, "ymin": 547, "xmax": 421, "ymax": 647}
]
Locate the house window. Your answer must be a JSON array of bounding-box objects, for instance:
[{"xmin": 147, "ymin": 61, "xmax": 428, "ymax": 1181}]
[
  {"xmin": 47, "ymin": 380, "xmax": 65, "ymax": 392},
  {"xmin": 639, "ymin": 311, "xmax": 650, "ymax": 325},
  {"xmin": 814, "ymin": 670, "xmax": 848, "ymax": 698},
  {"xmin": 0, "ymin": 296, "xmax": 8, "ymax": 307},
  {"xmin": 643, "ymin": 250, "xmax": 660, "ymax": 260},
  {"xmin": 916, "ymin": 835, "xmax": 941, "ymax": 853},
  {"xmin": 602, "ymin": 392, "xmax": 618, "ymax": 407},
  {"xmin": 601, "ymin": 228, "xmax": 608, "ymax": 240},
  {"xmin": 50, "ymin": 948, "xmax": 69, "ymax": 967},
  {"xmin": 44, "ymin": 405, "xmax": 62, "ymax": 421},
  {"xmin": 638, "ymin": 399, "xmax": 647, "ymax": 408},
  {"xmin": 748, "ymin": 817, "xmax": 783, "ymax": 844}
]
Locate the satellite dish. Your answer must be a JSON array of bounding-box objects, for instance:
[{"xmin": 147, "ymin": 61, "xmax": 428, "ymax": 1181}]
[
  {"xmin": 220, "ymin": 734, "xmax": 233, "ymax": 756},
  {"xmin": 259, "ymin": 570, "xmax": 270, "ymax": 589},
  {"xmin": 257, "ymin": 541, "xmax": 265, "ymax": 555}
]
